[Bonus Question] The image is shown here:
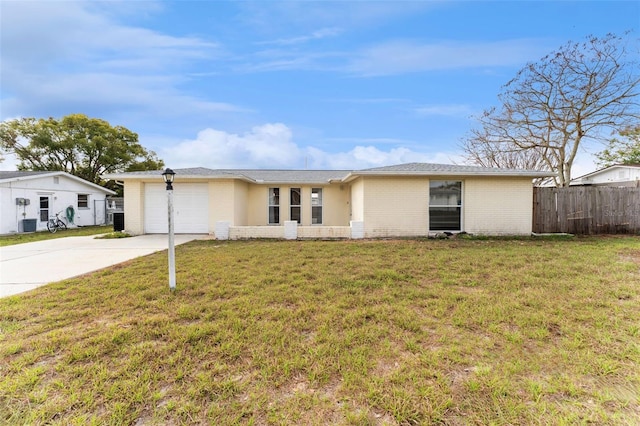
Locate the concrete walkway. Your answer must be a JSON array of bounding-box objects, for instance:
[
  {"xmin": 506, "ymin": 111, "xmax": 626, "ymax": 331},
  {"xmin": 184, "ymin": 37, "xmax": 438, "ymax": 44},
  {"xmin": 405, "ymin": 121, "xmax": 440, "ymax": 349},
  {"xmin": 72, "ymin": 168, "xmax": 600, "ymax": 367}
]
[{"xmin": 0, "ymin": 234, "xmax": 203, "ymax": 298}]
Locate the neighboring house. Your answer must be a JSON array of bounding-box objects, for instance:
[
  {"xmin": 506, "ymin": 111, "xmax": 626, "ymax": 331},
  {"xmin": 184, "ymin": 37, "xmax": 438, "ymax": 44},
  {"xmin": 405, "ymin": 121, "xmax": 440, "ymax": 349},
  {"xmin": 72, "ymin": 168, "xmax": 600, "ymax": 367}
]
[
  {"xmin": 571, "ymin": 164, "xmax": 640, "ymax": 187},
  {"xmin": 103, "ymin": 163, "xmax": 552, "ymax": 239},
  {"xmin": 0, "ymin": 171, "xmax": 116, "ymax": 234}
]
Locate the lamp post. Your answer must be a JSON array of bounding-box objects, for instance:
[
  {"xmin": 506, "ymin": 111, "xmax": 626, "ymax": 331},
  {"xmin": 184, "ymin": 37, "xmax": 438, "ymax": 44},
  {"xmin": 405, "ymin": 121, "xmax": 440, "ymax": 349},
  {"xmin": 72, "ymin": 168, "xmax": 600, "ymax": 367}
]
[{"xmin": 162, "ymin": 168, "xmax": 176, "ymax": 292}]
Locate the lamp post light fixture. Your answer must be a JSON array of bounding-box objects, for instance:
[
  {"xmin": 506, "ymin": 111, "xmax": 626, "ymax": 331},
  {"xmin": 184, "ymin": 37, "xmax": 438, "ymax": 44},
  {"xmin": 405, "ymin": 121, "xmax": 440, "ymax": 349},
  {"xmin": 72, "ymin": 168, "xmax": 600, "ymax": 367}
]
[{"xmin": 162, "ymin": 168, "xmax": 176, "ymax": 292}]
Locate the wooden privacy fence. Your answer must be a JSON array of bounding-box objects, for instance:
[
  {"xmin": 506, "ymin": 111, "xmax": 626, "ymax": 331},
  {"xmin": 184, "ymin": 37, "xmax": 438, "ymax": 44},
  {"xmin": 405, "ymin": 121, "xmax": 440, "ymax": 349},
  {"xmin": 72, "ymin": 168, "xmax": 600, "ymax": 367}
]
[{"xmin": 533, "ymin": 187, "xmax": 640, "ymax": 234}]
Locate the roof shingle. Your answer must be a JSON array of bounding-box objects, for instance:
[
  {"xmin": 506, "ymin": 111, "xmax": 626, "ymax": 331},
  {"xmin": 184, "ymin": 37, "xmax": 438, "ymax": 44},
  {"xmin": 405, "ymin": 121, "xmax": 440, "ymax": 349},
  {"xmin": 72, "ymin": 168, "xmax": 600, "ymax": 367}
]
[{"xmin": 102, "ymin": 162, "xmax": 553, "ymax": 182}]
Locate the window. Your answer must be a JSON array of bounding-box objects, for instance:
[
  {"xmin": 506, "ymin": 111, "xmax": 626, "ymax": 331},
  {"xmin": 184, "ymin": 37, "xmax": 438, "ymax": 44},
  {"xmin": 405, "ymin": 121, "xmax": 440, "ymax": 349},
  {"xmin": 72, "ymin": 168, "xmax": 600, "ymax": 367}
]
[
  {"xmin": 290, "ymin": 188, "xmax": 301, "ymax": 224},
  {"xmin": 429, "ymin": 181, "xmax": 461, "ymax": 231},
  {"xmin": 39, "ymin": 196, "xmax": 49, "ymax": 222},
  {"xmin": 311, "ymin": 188, "xmax": 322, "ymax": 224},
  {"xmin": 268, "ymin": 188, "xmax": 280, "ymax": 224},
  {"xmin": 78, "ymin": 194, "xmax": 89, "ymax": 209}
]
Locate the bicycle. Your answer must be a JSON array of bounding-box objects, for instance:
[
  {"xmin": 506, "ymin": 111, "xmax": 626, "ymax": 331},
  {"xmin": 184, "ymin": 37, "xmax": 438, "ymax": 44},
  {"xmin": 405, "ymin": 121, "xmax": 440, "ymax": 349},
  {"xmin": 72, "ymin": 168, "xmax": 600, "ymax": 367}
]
[{"xmin": 47, "ymin": 211, "xmax": 68, "ymax": 233}]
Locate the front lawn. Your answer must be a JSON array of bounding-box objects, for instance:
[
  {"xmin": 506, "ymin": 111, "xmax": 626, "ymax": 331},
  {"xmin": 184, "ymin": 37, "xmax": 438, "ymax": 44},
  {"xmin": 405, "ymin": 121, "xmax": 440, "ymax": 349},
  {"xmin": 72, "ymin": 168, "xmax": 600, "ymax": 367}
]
[
  {"xmin": 1, "ymin": 237, "xmax": 639, "ymax": 424},
  {"xmin": 0, "ymin": 225, "xmax": 112, "ymax": 247}
]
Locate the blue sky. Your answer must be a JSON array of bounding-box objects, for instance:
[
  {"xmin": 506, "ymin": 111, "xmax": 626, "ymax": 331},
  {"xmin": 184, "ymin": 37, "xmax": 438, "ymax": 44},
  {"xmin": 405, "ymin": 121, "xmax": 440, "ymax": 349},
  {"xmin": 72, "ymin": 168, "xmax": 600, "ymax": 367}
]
[{"xmin": 1, "ymin": 1, "xmax": 638, "ymax": 174}]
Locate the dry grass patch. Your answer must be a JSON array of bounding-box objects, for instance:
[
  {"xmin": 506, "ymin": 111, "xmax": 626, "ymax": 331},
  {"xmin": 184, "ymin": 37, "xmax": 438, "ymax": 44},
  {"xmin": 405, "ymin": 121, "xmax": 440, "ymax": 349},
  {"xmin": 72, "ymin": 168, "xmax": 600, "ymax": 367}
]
[{"xmin": 1, "ymin": 236, "xmax": 639, "ymax": 425}]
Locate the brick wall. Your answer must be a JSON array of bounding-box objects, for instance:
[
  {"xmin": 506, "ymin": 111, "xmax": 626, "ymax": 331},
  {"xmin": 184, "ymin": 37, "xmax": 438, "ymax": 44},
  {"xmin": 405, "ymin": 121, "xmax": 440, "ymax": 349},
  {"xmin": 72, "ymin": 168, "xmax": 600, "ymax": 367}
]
[
  {"xmin": 362, "ymin": 177, "xmax": 430, "ymax": 238},
  {"xmin": 464, "ymin": 177, "xmax": 533, "ymax": 235}
]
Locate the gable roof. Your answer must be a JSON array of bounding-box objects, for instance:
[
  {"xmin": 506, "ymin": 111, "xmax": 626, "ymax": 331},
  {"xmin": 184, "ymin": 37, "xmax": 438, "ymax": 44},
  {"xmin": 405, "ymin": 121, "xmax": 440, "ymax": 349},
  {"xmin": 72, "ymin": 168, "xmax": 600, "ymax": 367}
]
[
  {"xmin": 0, "ymin": 171, "xmax": 116, "ymax": 194},
  {"xmin": 103, "ymin": 162, "xmax": 553, "ymax": 184},
  {"xmin": 0, "ymin": 171, "xmax": 52, "ymax": 180}
]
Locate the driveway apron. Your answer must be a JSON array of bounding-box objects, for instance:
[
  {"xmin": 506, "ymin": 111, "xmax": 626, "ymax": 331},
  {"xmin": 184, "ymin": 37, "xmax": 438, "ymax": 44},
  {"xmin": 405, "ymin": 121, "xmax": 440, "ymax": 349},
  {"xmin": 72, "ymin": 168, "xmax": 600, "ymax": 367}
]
[{"xmin": 0, "ymin": 234, "xmax": 203, "ymax": 298}]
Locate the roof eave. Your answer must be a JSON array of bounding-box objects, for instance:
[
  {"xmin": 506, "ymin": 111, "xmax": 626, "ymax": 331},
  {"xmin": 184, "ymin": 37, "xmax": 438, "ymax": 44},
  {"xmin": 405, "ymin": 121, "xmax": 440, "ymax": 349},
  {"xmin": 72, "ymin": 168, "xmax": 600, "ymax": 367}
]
[
  {"xmin": 0, "ymin": 171, "xmax": 60, "ymax": 183},
  {"xmin": 102, "ymin": 173, "xmax": 257, "ymax": 183},
  {"xmin": 102, "ymin": 173, "xmax": 344, "ymax": 185},
  {"xmin": 344, "ymin": 170, "xmax": 554, "ymax": 178},
  {"xmin": 2, "ymin": 171, "xmax": 116, "ymax": 194}
]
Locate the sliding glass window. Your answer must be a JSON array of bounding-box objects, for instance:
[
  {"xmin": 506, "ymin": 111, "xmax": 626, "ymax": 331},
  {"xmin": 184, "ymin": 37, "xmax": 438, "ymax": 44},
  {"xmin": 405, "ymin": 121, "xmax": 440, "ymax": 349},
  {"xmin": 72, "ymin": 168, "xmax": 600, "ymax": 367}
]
[{"xmin": 429, "ymin": 181, "xmax": 462, "ymax": 231}]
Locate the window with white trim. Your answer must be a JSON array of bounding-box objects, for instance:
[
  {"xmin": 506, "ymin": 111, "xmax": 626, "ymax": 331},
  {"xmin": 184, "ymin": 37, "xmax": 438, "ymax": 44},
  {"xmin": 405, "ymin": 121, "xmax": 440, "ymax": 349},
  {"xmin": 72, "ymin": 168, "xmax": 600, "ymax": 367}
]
[
  {"xmin": 311, "ymin": 188, "xmax": 322, "ymax": 224},
  {"xmin": 290, "ymin": 188, "xmax": 301, "ymax": 224},
  {"xmin": 268, "ymin": 188, "xmax": 280, "ymax": 224},
  {"xmin": 39, "ymin": 196, "xmax": 49, "ymax": 222},
  {"xmin": 429, "ymin": 181, "xmax": 461, "ymax": 231},
  {"xmin": 78, "ymin": 194, "xmax": 89, "ymax": 209}
]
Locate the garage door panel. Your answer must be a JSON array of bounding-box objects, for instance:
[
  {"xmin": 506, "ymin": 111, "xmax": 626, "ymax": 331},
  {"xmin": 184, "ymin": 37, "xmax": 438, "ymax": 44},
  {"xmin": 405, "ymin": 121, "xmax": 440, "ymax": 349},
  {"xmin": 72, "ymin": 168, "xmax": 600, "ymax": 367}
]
[{"xmin": 144, "ymin": 183, "xmax": 209, "ymax": 233}]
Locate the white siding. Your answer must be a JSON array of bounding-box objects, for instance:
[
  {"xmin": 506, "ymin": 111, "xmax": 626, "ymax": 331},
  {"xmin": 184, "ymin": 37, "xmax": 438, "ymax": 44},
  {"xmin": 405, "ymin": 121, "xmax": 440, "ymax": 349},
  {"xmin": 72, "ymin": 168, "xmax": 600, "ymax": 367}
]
[
  {"xmin": 578, "ymin": 166, "xmax": 640, "ymax": 186},
  {"xmin": 0, "ymin": 175, "xmax": 112, "ymax": 234}
]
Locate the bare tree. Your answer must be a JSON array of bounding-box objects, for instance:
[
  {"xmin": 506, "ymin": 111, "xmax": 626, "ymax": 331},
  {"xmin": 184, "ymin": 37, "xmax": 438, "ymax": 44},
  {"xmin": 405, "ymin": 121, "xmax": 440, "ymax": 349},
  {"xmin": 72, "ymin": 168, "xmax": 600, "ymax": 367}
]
[
  {"xmin": 462, "ymin": 121, "xmax": 551, "ymax": 170},
  {"xmin": 462, "ymin": 33, "xmax": 640, "ymax": 187}
]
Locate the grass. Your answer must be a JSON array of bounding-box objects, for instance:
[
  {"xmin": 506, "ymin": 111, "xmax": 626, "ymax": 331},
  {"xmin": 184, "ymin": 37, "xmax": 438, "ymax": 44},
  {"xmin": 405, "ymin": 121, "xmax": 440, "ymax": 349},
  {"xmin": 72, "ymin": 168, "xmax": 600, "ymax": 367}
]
[
  {"xmin": 94, "ymin": 231, "xmax": 133, "ymax": 239},
  {"xmin": 0, "ymin": 225, "xmax": 112, "ymax": 247},
  {"xmin": 1, "ymin": 236, "xmax": 639, "ymax": 425}
]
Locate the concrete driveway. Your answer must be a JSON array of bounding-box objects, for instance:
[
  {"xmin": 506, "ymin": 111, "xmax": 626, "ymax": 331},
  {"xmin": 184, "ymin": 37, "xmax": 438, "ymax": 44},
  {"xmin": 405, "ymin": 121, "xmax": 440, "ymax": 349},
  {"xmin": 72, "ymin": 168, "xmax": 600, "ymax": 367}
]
[{"xmin": 0, "ymin": 234, "xmax": 204, "ymax": 298}]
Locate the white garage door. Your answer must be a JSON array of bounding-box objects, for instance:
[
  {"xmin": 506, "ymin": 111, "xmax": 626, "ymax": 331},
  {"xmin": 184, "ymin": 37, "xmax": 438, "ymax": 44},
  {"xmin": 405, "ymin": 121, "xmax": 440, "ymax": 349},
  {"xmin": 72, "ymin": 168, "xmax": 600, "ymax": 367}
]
[{"xmin": 144, "ymin": 183, "xmax": 209, "ymax": 233}]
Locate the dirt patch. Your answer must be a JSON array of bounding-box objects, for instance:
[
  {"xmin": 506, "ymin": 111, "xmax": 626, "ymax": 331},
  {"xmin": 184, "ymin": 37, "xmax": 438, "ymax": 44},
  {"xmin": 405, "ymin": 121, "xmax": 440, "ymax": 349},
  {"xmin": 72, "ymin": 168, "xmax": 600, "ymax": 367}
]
[{"xmin": 619, "ymin": 249, "xmax": 640, "ymax": 266}]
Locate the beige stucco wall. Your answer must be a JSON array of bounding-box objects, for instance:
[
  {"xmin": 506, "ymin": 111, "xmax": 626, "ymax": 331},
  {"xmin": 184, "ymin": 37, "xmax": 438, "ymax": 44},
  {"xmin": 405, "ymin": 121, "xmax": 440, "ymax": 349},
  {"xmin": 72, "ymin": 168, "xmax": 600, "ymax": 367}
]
[
  {"xmin": 246, "ymin": 185, "xmax": 266, "ymax": 225},
  {"xmin": 354, "ymin": 175, "xmax": 534, "ymax": 237},
  {"xmin": 463, "ymin": 177, "xmax": 534, "ymax": 235},
  {"xmin": 317, "ymin": 184, "xmax": 350, "ymax": 226},
  {"xmin": 350, "ymin": 178, "xmax": 364, "ymax": 222},
  {"xmin": 122, "ymin": 175, "xmax": 534, "ymax": 237},
  {"xmin": 233, "ymin": 181, "xmax": 249, "ymax": 225},
  {"xmin": 123, "ymin": 180, "xmax": 144, "ymax": 235},
  {"xmin": 244, "ymin": 184, "xmax": 350, "ymax": 226},
  {"xmin": 209, "ymin": 180, "xmax": 233, "ymax": 231},
  {"xmin": 360, "ymin": 177, "xmax": 430, "ymax": 238}
]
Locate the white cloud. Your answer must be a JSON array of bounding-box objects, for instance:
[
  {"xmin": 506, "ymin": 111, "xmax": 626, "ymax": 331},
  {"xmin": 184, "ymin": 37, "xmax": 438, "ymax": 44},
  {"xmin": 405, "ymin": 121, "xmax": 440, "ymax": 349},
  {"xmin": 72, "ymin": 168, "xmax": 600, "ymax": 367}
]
[
  {"xmin": 348, "ymin": 39, "xmax": 553, "ymax": 76},
  {"xmin": 238, "ymin": 37, "xmax": 553, "ymax": 75},
  {"xmin": 239, "ymin": 2, "xmax": 436, "ymax": 33},
  {"xmin": 414, "ymin": 104, "xmax": 474, "ymax": 117},
  {"xmin": 0, "ymin": 1, "xmax": 217, "ymax": 70},
  {"xmin": 256, "ymin": 27, "xmax": 343, "ymax": 46},
  {"xmin": 238, "ymin": 49, "xmax": 345, "ymax": 73},
  {"xmin": 161, "ymin": 123, "xmax": 463, "ymax": 170},
  {"xmin": 0, "ymin": 1, "xmax": 236, "ymax": 121},
  {"xmin": 162, "ymin": 123, "xmax": 301, "ymax": 169},
  {"xmin": 305, "ymin": 146, "xmax": 436, "ymax": 170}
]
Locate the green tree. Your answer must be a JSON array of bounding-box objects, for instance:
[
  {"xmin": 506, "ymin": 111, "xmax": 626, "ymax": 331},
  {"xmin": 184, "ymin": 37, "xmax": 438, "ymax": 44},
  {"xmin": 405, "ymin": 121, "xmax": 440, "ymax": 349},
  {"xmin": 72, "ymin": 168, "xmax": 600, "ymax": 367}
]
[
  {"xmin": 0, "ymin": 114, "xmax": 164, "ymax": 190},
  {"xmin": 596, "ymin": 125, "xmax": 640, "ymax": 167},
  {"xmin": 462, "ymin": 33, "xmax": 640, "ymax": 187}
]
